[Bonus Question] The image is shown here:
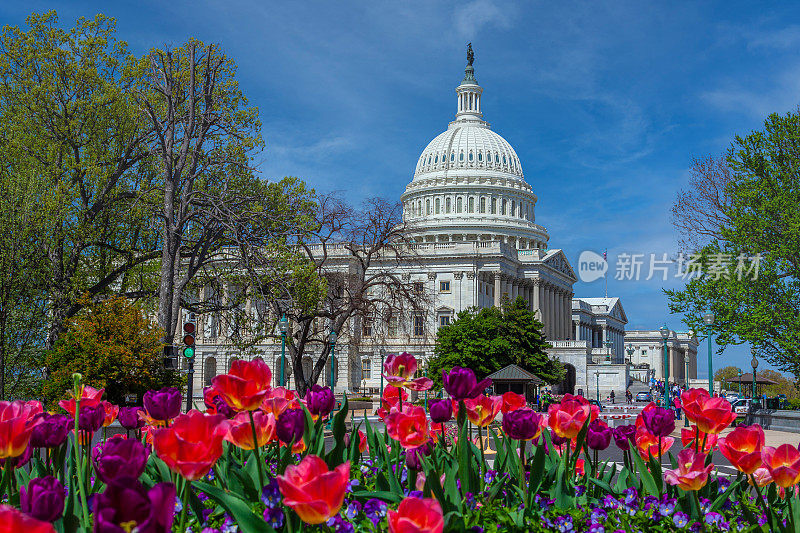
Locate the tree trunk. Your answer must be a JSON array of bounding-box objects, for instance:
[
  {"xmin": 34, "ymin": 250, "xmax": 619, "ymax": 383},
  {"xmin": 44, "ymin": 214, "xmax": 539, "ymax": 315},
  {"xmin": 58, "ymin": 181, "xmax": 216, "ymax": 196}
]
[{"xmin": 158, "ymin": 176, "xmax": 178, "ymax": 345}]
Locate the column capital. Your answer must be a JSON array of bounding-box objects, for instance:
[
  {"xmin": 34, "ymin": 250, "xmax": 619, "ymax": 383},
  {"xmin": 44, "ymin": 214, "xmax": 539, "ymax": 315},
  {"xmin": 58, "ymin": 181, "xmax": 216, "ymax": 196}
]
[
  {"xmin": 532, "ymin": 278, "xmax": 542, "ymax": 286},
  {"xmin": 493, "ymin": 271, "xmax": 503, "ymax": 280},
  {"xmin": 401, "ymin": 273, "xmax": 411, "ymax": 282},
  {"xmin": 427, "ymin": 272, "xmax": 437, "ymax": 281},
  {"xmin": 466, "ymin": 271, "xmax": 476, "ymax": 280},
  {"xmin": 453, "ymin": 271, "xmax": 464, "ymax": 280}
]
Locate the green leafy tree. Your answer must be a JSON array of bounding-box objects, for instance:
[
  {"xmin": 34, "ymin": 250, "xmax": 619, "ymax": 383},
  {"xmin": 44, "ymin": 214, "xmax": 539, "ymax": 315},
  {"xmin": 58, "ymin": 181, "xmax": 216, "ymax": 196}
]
[
  {"xmin": 428, "ymin": 296, "xmax": 563, "ymax": 389},
  {"xmin": 43, "ymin": 296, "xmax": 182, "ymax": 407},
  {"xmin": 715, "ymin": 366, "xmax": 742, "ymax": 392},
  {"xmin": 668, "ymin": 109, "xmax": 800, "ymax": 376}
]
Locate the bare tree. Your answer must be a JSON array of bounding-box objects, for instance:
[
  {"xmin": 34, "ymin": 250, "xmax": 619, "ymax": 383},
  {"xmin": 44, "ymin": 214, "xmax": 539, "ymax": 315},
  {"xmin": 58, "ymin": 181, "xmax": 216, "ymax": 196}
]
[
  {"xmin": 230, "ymin": 195, "xmax": 427, "ymax": 396},
  {"xmin": 135, "ymin": 39, "xmax": 263, "ymax": 343},
  {"xmin": 671, "ymin": 155, "xmax": 734, "ymax": 251}
]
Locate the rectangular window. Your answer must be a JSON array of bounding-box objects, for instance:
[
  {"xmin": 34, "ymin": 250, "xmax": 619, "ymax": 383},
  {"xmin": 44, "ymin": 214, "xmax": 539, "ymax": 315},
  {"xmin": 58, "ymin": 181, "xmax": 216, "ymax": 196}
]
[
  {"xmin": 439, "ymin": 281, "xmax": 450, "ymax": 293},
  {"xmin": 491, "ymin": 198, "xmax": 497, "ymax": 214},
  {"xmin": 388, "ymin": 316, "xmax": 399, "ymax": 337},
  {"xmin": 480, "ymin": 197, "xmax": 486, "ymax": 213},
  {"xmin": 362, "ymin": 359, "xmax": 371, "ymax": 379},
  {"xmin": 362, "ymin": 317, "xmax": 372, "ymax": 337},
  {"xmin": 439, "ymin": 315, "xmax": 451, "ymax": 327},
  {"xmin": 414, "ymin": 282, "xmax": 425, "ymax": 294},
  {"xmin": 413, "ymin": 314, "xmax": 424, "ymax": 337}
]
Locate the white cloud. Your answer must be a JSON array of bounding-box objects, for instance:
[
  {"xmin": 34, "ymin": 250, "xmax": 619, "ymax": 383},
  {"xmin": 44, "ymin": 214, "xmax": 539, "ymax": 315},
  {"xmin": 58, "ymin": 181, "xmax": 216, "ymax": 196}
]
[{"xmin": 453, "ymin": 0, "xmax": 513, "ymax": 38}]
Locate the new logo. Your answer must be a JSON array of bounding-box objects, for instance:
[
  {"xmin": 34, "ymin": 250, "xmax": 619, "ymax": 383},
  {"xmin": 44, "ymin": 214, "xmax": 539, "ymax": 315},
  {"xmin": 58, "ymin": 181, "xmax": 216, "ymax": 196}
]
[{"xmin": 578, "ymin": 251, "xmax": 608, "ymax": 283}]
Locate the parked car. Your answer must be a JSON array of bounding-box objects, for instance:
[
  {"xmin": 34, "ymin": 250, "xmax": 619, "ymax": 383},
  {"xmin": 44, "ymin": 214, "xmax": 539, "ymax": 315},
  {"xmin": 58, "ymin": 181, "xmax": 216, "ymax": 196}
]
[
  {"xmin": 635, "ymin": 391, "xmax": 651, "ymax": 402},
  {"xmin": 731, "ymin": 398, "xmax": 752, "ymax": 415},
  {"xmin": 725, "ymin": 393, "xmax": 740, "ymax": 404}
]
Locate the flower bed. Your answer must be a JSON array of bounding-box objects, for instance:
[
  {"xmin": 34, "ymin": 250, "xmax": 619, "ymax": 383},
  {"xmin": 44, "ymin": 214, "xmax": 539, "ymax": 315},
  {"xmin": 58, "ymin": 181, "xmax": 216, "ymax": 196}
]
[{"xmin": 0, "ymin": 353, "xmax": 795, "ymax": 532}]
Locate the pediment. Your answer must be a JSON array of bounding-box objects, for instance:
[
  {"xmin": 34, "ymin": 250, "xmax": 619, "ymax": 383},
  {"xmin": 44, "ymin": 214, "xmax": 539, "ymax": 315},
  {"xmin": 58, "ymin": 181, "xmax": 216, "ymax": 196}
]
[{"xmin": 543, "ymin": 249, "xmax": 577, "ymax": 282}]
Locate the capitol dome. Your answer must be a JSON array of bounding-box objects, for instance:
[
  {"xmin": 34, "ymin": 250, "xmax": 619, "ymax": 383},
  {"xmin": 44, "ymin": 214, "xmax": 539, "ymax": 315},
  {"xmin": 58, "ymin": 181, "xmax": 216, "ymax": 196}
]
[{"xmin": 401, "ymin": 48, "xmax": 549, "ymax": 250}]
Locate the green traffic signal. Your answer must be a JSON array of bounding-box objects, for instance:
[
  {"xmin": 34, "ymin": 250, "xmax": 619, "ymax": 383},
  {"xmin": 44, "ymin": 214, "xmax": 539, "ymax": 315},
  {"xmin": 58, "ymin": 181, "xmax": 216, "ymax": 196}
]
[{"xmin": 183, "ymin": 346, "xmax": 195, "ymax": 358}]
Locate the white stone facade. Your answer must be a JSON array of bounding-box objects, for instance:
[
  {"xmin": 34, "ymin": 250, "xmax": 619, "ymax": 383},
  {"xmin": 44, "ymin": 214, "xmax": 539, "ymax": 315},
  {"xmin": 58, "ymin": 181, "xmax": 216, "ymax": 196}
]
[
  {"xmin": 184, "ymin": 53, "xmax": 643, "ymax": 402},
  {"xmin": 624, "ymin": 330, "xmax": 699, "ymax": 385}
]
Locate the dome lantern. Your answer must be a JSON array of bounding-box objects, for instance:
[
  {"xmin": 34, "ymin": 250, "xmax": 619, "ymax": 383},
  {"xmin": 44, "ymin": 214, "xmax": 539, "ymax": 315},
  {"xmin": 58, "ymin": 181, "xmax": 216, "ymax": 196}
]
[{"xmin": 456, "ymin": 43, "xmax": 483, "ymax": 122}]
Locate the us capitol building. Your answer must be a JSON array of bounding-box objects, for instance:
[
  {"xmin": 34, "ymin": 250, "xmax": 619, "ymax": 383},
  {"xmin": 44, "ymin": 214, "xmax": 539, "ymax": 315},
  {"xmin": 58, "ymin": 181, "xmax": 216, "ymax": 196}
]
[{"xmin": 188, "ymin": 49, "xmax": 698, "ymax": 402}]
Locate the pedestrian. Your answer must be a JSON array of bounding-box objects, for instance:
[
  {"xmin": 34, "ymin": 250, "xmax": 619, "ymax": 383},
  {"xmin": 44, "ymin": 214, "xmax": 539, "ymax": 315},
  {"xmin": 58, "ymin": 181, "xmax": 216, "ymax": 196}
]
[{"xmin": 610, "ymin": 390, "xmax": 615, "ymax": 404}]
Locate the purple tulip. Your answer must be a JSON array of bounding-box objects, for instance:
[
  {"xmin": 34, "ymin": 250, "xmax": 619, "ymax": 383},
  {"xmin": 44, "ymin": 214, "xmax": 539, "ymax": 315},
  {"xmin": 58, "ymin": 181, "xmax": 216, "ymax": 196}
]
[
  {"xmin": 429, "ymin": 399, "xmax": 453, "ymax": 424},
  {"xmin": 143, "ymin": 387, "xmax": 181, "ymax": 422},
  {"xmin": 30, "ymin": 413, "xmax": 71, "ymax": 448},
  {"xmin": 20, "ymin": 476, "xmax": 65, "ymax": 522},
  {"xmin": 442, "ymin": 366, "xmax": 492, "ymax": 401},
  {"xmin": 94, "ymin": 478, "xmax": 175, "ymax": 533},
  {"xmin": 586, "ymin": 420, "xmax": 612, "ymax": 451},
  {"xmin": 613, "ymin": 424, "xmax": 637, "ymax": 451},
  {"xmin": 117, "ymin": 407, "xmax": 145, "ymax": 430},
  {"xmin": 276, "ymin": 408, "xmax": 305, "ymax": 444},
  {"xmin": 304, "ymin": 385, "xmax": 335, "ymax": 418},
  {"xmin": 92, "ymin": 435, "xmax": 150, "ymax": 483},
  {"xmin": 405, "ymin": 442, "xmax": 433, "ymax": 470},
  {"xmin": 78, "ymin": 404, "xmax": 105, "ymax": 434},
  {"xmin": 502, "ymin": 409, "xmax": 541, "ymax": 441},
  {"xmin": 641, "ymin": 406, "xmax": 675, "ymax": 438}
]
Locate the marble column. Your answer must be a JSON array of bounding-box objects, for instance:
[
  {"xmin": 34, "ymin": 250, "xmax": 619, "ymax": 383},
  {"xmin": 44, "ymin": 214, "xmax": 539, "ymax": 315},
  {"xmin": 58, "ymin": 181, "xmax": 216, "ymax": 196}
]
[
  {"xmin": 493, "ymin": 272, "xmax": 501, "ymax": 307},
  {"xmin": 549, "ymin": 286, "xmax": 556, "ymax": 340},
  {"xmin": 532, "ymin": 280, "xmax": 541, "ymax": 318}
]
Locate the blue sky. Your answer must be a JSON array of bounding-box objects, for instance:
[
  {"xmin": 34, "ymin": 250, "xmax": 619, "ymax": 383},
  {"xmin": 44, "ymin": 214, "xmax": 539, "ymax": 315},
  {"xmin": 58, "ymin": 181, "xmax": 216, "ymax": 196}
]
[{"xmin": 4, "ymin": 1, "xmax": 800, "ymax": 378}]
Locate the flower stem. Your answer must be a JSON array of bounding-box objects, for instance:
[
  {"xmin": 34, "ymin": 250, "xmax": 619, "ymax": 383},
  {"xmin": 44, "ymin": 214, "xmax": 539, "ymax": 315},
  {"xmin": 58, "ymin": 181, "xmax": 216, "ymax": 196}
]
[
  {"xmin": 248, "ymin": 410, "xmax": 266, "ymax": 490},
  {"xmin": 478, "ymin": 425, "xmax": 485, "ymax": 491},
  {"xmin": 178, "ymin": 477, "xmax": 190, "ymax": 532},
  {"xmin": 692, "ymin": 491, "xmax": 707, "ymax": 532}
]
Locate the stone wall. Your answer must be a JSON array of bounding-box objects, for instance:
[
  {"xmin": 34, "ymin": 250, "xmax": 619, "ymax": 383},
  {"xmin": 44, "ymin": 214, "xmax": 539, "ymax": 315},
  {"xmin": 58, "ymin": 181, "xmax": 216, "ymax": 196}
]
[
  {"xmin": 586, "ymin": 364, "xmax": 629, "ymax": 402},
  {"xmin": 745, "ymin": 409, "xmax": 800, "ymax": 433}
]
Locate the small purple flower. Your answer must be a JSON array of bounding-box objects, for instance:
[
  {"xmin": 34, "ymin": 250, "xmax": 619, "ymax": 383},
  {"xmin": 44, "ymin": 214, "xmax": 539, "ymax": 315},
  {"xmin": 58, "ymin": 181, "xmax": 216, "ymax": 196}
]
[
  {"xmin": 575, "ymin": 485, "xmax": 586, "ymax": 497},
  {"xmin": 590, "ymin": 507, "xmax": 607, "ymax": 522},
  {"xmin": 658, "ymin": 497, "xmax": 676, "ymax": 516},
  {"xmin": 705, "ymin": 512, "xmax": 723, "ymax": 525},
  {"xmin": 555, "ymin": 515, "xmax": 574, "ymax": 532},
  {"xmin": 261, "ymin": 477, "xmax": 281, "ymax": 508},
  {"xmin": 263, "ymin": 506, "xmax": 285, "ymax": 529},
  {"xmin": 364, "ymin": 498, "xmax": 387, "ymax": 526},
  {"xmin": 484, "ymin": 470, "xmax": 497, "ymax": 484},
  {"xmin": 673, "ymin": 512, "xmax": 689, "ymax": 528},
  {"xmin": 345, "ymin": 500, "xmax": 362, "ymax": 520},
  {"xmin": 623, "ymin": 487, "xmax": 638, "ymax": 506},
  {"xmin": 602, "ymin": 495, "xmax": 619, "ymax": 509},
  {"xmin": 588, "ymin": 524, "xmax": 605, "ymax": 533}
]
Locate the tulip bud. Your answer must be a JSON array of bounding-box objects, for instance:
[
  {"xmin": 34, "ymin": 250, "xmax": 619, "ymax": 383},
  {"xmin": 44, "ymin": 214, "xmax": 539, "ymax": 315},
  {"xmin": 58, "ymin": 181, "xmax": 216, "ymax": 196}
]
[
  {"xmin": 143, "ymin": 387, "xmax": 182, "ymax": 422},
  {"xmin": 586, "ymin": 419, "xmax": 612, "ymax": 451},
  {"xmin": 612, "ymin": 424, "xmax": 637, "ymax": 451},
  {"xmin": 304, "ymin": 385, "xmax": 335, "ymax": 418},
  {"xmin": 442, "ymin": 367, "xmax": 491, "ymax": 401},
  {"xmin": 502, "ymin": 409, "xmax": 541, "ymax": 441},
  {"xmin": 117, "ymin": 407, "xmax": 145, "ymax": 431},
  {"xmin": 428, "ymin": 399, "xmax": 453, "ymax": 424},
  {"xmin": 641, "ymin": 405, "xmax": 675, "ymax": 438},
  {"xmin": 276, "ymin": 408, "xmax": 305, "ymax": 444},
  {"xmin": 20, "ymin": 476, "xmax": 65, "ymax": 522}
]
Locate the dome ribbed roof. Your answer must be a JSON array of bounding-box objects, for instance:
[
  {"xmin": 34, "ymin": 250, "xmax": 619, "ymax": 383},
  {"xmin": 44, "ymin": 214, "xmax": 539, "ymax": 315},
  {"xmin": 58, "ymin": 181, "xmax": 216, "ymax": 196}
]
[{"xmin": 413, "ymin": 123, "xmax": 523, "ymax": 180}]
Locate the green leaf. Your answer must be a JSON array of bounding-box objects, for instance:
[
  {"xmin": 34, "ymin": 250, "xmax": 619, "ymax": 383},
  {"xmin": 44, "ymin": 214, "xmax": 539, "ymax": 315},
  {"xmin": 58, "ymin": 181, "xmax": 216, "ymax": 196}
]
[
  {"xmin": 631, "ymin": 451, "xmax": 659, "ymax": 496},
  {"xmin": 194, "ymin": 481, "xmax": 274, "ymax": 533}
]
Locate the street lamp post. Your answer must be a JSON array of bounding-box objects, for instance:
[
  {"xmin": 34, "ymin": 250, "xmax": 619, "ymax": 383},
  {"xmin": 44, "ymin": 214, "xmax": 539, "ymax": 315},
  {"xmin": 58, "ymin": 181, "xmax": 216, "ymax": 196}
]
[
  {"xmin": 422, "ymin": 362, "xmax": 429, "ymax": 410},
  {"xmin": 626, "ymin": 344, "xmax": 635, "ymax": 365},
  {"xmin": 683, "ymin": 353, "xmax": 690, "ymax": 427},
  {"xmin": 660, "ymin": 325, "xmax": 671, "ymax": 409},
  {"xmin": 751, "ymin": 350, "xmax": 759, "ymax": 408},
  {"xmin": 703, "ymin": 311, "xmax": 715, "ymax": 395},
  {"xmin": 595, "ymin": 371, "xmax": 600, "ymax": 403},
  {"xmin": 329, "ymin": 330, "xmax": 337, "ymax": 390},
  {"xmin": 604, "ymin": 340, "xmax": 613, "ymax": 364},
  {"xmin": 738, "ymin": 369, "xmax": 743, "ymax": 396},
  {"xmin": 278, "ymin": 315, "xmax": 289, "ymax": 387}
]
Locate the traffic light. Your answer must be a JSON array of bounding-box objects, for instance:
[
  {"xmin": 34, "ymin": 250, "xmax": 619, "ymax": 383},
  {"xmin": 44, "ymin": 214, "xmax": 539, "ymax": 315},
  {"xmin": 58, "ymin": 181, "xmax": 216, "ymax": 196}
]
[
  {"xmin": 163, "ymin": 345, "xmax": 178, "ymax": 369},
  {"xmin": 182, "ymin": 321, "xmax": 196, "ymax": 358}
]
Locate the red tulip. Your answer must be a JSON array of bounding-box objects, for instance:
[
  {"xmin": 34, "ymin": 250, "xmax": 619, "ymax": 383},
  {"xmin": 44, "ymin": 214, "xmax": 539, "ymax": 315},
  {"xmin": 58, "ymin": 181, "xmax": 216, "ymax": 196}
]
[
  {"xmin": 574, "ymin": 457, "xmax": 585, "ymax": 477},
  {"xmin": 100, "ymin": 401, "xmax": 119, "ymax": 427},
  {"xmin": 223, "ymin": 410, "xmax": 276, "ymax": 450},
  {"xmin": 0, "ymin": 504, "xmax": 56, "ymax": 533},
  {"xmin": 500, "ymin": 391, "xmax": 526, "ymax": 414},
  {"xmin": 377, "ymin": 386, "xmax": 408, "ymax": 421},
  {"xmin": 664, "ymin": 448, "xmax": 713, "ymax": 491},
  {"xmin": 680, "ymin": 425, "xmax": 718, "ymax": 453},
  {"xmin": 635, "ymin": 426, "xmax": 673, "ymax": 459},
  {"xmin": 548, "ymin": 394, "xmax": 598, "ymax": 440},
  {"xmin": 152, "ymin": 410, "xmax": 226, "ymax": 480},
  {"xmin": 388, "ymin": 497, "xmax": 444, "ymax": 533},
  {"xmin": 718, "ymin": 424, "xmax": 765, "ymax": 475},
  {"xmin": 383, "ymin": 353, "xmax": 433, "ymax": 391},
  {"xmin": 761, "ymin": 444, "xmax": 800, "ymax": 488},
  {"xmin": 694, "ymin": 399, "xmax": 736, "ymax": 435},
  {"xmin": 260, "ymin": 387, "xmax": 300, "ymax": 417},
  {"xmin": 680, "ymin": 388, "xmax": 710, "ymax": 424},
  {"xmin": 386, "ymin": 404, "xmax": 430, "ymax": 449},
  {"xmin": 276, "ymin": 455, "xmax": 349, "ymax": 524},
  {"xmin": 0, "ymin": 401, "xmax": 42, "ymax": 459},
  {"xmin": 58, "ymin": 385, "xmax": 104, "ymax": 418},
  {"xmin": 211, "ymin": 359, "xmax": 272, "ymax": 411},
  {"xmin": 464, "ymin": 395, "xmax": 502, "ymax": 427},
  {"xmin": 345, "ymin": 429, "xmax": 368, "ymax": 453}
]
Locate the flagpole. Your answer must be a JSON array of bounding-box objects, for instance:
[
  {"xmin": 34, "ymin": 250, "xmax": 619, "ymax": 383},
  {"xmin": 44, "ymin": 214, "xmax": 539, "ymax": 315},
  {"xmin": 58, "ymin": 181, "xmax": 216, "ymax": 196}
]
[{"xmin": 604, "ymin": 249, "xmax": 608, "ymax": 298}]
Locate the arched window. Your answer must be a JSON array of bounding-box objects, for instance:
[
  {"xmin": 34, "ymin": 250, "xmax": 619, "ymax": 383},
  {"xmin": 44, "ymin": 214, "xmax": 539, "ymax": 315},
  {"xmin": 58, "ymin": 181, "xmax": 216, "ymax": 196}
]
[
  {"xmin": 426, "ymin": 199, "xmax": 431, "ymax": 215},
  {"xmin": 450, "ymin": 152, "xmax": 455, "ymax": 162},
  {"xmin": 478, "ymin": 151, "xmax": 483, "ymax": 162},
  {"xmin": 435, "ymin": 198, "xmax": 440, "ymax": 214},
  {"xmin": 491, "ymin": 197, "xmax": 497, "ymax": 214},
  {"xmin": 204, "ymin": 357, "xmax": 217, "ymax": 387},
  {"xmin": 445, "ymin": 197, "xmax": 451, "ymax": 213},
  {"xmin": 459, "ymin": 152, "xmax": 464, "ymax": 162},
  {"xmin": 501, "ymin": 199, "xmax": 507, "ymax": 215},
  {"xmin": 511, "ymin": 200, "xmax": 516, "ymax": 217},
  {"xmin": 495, "ymin": 154, "xmax": 500, "ymax": 163},
  {"xmin": 503, "ymin": 155, "xmax": 507, "ymax": 166},
  {"xmin": 434, "ymin": 154, "xmax": 438, "ymax": 164},
  {"xmin": 468, "ymin": 152, "xmax": 474, "ymax": 162},
  {"xmin": 479, "ymin": 197, "xmax": 486, "ymax": 213},
  {"xmin": 468, "ymin": 197, "xmax": 474, "ymax": 212},
  {"xmin": 456, "ymin": 197, "xmax": 463, "ymax": 213}
]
